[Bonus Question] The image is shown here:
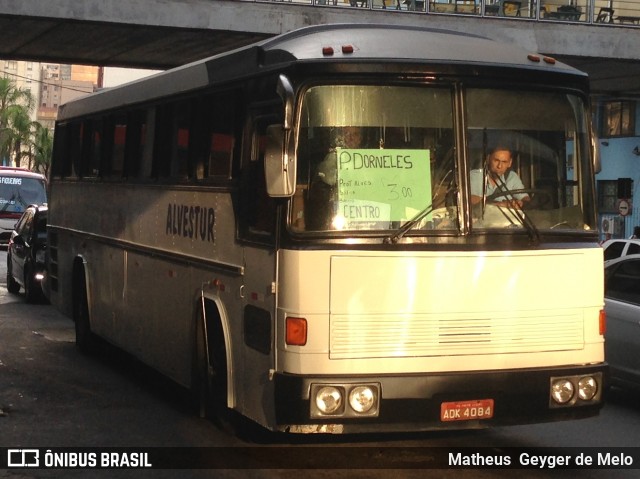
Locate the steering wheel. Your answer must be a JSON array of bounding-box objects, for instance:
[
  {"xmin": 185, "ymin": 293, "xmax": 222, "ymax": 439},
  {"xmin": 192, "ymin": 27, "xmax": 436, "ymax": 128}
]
[{"xmin": 486, "ymin": 188, "xmax": 552, "ymax": 209}]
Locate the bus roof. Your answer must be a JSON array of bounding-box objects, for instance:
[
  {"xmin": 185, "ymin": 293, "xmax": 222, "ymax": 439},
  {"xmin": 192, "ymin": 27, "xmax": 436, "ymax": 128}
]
[
  {"xmin": 0, "ymin": 166, "xmax": 46, "ymax": 180},
  {"xmin": 57, "ymin": 24, "xmax": 587, "ymax": 121}
]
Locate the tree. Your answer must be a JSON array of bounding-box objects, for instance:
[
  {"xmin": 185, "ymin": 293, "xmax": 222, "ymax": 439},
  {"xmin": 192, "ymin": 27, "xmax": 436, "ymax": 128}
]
[
  {"xmin": 0, "ymin": 76, "xmax": 35, "ymax": 167},
  {"xmin": 7, "ymin": 105, "xmax": 36, "ymax": 168},
  {"xmin": 31, "ymin": 123, "xmax": 53, "ymax": 177}
]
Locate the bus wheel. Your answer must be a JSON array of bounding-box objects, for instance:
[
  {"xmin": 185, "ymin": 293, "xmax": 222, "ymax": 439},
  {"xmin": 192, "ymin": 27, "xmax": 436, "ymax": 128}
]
[
  {"xmin": 74, "ymin": 269, "xmax": 95, "ymax": 353},
  {"xmin": 196, "ymin": 307, "xmax": 235, "ymax": 433}
]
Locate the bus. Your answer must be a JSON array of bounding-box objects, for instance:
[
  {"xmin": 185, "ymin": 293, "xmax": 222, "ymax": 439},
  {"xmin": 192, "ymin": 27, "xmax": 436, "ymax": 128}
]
[
  {"xmin": 0, "ymin": 166, "xmax": 47, "ymax": 244},
  {"xmin": 47, "ymin": 24, "xmax": 606, "ymax": 434}
]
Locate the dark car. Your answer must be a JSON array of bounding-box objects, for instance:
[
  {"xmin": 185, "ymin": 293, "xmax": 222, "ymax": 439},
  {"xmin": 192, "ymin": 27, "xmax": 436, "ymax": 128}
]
[
  {"xmin": 6, "ymin": 204, "xmax": 48, "ymax": 303},
  {"xmin": 604, "ymin": 253, "xmax": 640, "ymax": 391}
]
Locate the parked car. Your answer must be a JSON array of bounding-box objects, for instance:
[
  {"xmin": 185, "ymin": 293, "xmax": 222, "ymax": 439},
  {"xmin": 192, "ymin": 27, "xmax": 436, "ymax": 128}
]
[
  {"xmin": 602, "ymin": 238, "xmax": 640, "ymax": 266},
  {"xmin": 6, "ymin": 204, "xmax": 48, "ymax": 303},
  {"xmin": 604, "ymin": 253, "xmax": 640, "ymax": 391}
]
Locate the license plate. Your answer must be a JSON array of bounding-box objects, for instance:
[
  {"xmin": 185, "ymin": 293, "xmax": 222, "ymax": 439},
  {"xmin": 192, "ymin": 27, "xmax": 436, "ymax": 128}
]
[{"xmin": 440, "ymin": 399, "xmax": 494, "ymax": 422}]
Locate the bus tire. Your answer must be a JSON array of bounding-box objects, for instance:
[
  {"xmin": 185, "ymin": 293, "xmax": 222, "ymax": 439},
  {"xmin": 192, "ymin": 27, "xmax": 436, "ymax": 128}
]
[
  {"xmin": 73, "ymin": 267, "xmax": 95, "ymax": 354},
  {"xmin": 196, "ymin": 303, "xmax": 236, "ymax": 434}
]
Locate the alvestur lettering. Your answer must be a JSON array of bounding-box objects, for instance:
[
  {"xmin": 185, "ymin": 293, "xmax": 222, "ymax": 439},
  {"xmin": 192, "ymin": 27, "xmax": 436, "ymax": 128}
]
[{"xmin": 166, "ymin": 203, "xmax": 215, "ymax": 243}]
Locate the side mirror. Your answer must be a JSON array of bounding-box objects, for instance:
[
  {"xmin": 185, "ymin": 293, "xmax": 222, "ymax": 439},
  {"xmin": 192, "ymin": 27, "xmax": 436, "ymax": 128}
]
[
  {"xmin": 12, "ymin": 235, "xmax": 26, "ymax": 249},
  {"xmin": 264, "ymin": 74, "xmax": 297, "ymax": 197},
  {"xmin": 265, "ymin": 124, "xmax": 296, "ymax": 197}
]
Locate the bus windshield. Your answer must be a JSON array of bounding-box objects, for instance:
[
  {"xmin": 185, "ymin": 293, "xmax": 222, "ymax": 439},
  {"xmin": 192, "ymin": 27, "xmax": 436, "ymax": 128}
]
[
  {"xmin": 292, "ymin": 84, "xmax": 595, "ymax": 235},
  {"xmin": 0, "ymin": 176, "xmax": 47, "ymax": 216}
]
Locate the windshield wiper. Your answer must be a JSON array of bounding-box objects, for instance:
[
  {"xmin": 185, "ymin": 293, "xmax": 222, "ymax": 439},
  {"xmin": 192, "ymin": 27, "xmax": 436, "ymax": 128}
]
[
  {"xmin": 384, "ymin": 202, "xmax": 439, "ymax": 245},
  {"xmin": 489, "ymin": 173, "xmax": 540, "ymax": 245},
  {"xmin": 384, "ymin": 178, "xmax": 456, "ymax": 244}
]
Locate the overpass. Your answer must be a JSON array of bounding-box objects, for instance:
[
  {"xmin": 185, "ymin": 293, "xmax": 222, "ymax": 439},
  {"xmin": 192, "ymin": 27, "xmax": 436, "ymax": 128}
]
[{"xmin": 1, "ymin": 0, "xmax": 640, "ymax": 95}]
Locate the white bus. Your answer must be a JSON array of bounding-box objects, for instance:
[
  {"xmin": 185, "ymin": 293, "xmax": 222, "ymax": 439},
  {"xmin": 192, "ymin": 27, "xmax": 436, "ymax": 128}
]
[
  {"xmin": 0, "ymin": 166, "xmax": 47, "ymax": 244},
  {"xmin": 47, "ymin": 24, "xmax": 606, "ymax": 434}
]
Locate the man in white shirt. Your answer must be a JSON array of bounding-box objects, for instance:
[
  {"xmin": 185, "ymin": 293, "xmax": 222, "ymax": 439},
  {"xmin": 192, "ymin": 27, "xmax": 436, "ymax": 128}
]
[{"xmin": 470, "ymin": 146, "xmax": 529, "ymax": 208}]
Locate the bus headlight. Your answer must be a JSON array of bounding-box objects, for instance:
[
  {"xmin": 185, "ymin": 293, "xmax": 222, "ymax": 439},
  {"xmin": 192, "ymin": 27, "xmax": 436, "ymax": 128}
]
[
  {"xmin": 578, "ymin": 376, "xmax": 598, "ymax": 401},
  {"xmin": 349, "ymin": 386, "xmax": 375, "ymax": 414},
  {"xmin": 310, "ymin": 383, "xmax": 380, "ymax": 418},
  {"xmin": 551, "ymin": 379, "xmax": 574, "ymax": 404},
  {"xmin": 315, "ymin": 386, "xmax": 343, "ymax": 415},
  {"xmin": 549, "ymin": 373, "xmax": 602, "ymax": 407}
]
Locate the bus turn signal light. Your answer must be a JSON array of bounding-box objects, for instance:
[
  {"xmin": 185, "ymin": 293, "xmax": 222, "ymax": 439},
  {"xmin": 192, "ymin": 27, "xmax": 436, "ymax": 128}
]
[
  {"xmin": 286, "ymin": 317, "xmax": 307, "ymax": 346},
  {"xmin": 599, "ymin": 309, "xmax": 606, "ymax": 335}
]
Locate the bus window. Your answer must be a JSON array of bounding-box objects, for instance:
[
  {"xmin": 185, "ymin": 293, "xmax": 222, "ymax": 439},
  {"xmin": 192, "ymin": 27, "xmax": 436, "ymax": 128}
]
[
  {"xmin": 123, "ymin": 109, "xmax": 147, "ymax": 178},
  {"xmin": 70, "ymin": 121, "xmax": 84, "ymax": 178},
  {"xmin": 465, "ymin": 89, "xmax": 594, "ymax": 231},
  {"xmin": 111, "ymin": 114, "xmax": 127, "ymax": 177},
  {"xmin": 86, "ymin": 118, "xmax": 103, "ymax": 178},
  {"xmin": 208, "ymin": 92, "xmax": 237, "ymax": 179},
  {"xmin": 239, "ymin": 114, "xmax": 278, "ymax": 241},
  {"xmin": 151, "ymin": 104, "xmax": 173, "ymax": 178},
  {"xmin": 173, "ymin": 100, "xmax": 190, "ymax": 179},
  {"xmin": 293, "ymin": 85, "xmax": 456, "ymax": 233},
  {"xmin": 52, "ymin": 122, "xmax": 72, "ymax": 177}
]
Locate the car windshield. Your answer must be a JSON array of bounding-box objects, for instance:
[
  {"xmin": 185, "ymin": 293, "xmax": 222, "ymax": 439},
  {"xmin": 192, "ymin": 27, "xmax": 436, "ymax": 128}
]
[{"xmin": 291, "ymin": 84, "xmax": 595, "ymax": 236}]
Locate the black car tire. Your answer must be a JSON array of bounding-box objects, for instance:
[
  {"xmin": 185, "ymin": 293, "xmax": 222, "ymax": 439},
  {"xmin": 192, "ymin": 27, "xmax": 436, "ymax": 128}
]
[
  {"xmin": 24, "ymin": 264, "xmax": 43, "ymax": 303},
  {"xmin": 6, "ymin": 259, "xmax": 21, "ymax": 294}
]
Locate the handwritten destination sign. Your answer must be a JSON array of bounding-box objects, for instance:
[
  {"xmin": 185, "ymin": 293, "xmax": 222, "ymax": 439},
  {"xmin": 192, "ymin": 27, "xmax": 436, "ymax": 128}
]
[{"xmin": 336, "ymin": 148, "xmax": 431, "ymax": 228}]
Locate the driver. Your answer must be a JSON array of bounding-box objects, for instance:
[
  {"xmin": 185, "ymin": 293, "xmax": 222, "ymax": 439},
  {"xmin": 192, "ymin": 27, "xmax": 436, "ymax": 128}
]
[{"xmin": 470, "ymin": 145, "xmax": 530, "ymax": 208}]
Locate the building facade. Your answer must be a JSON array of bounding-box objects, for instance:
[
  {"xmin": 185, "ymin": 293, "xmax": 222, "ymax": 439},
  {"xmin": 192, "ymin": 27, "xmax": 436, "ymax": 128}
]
[{"xmin": 594, "ymin": 99, "xmax": 640, "ymax": 240}]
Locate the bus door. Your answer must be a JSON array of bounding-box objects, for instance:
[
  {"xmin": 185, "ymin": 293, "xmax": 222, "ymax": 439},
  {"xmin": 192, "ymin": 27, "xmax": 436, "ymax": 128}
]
[{"xmin": 236, "ymin": 111, "xmax": 279, "ymax": 421}]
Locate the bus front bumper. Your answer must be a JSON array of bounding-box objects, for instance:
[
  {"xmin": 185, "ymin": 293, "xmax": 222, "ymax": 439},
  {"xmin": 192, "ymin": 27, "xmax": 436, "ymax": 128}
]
[{"xmin": 273, "ymin": 364, "xmax": 608, "ymax": 434}]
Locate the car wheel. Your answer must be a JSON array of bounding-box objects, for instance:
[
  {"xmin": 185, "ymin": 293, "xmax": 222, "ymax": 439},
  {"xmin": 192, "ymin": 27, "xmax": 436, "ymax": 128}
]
[
  {"xmin": 6, "ymin": 258, "xmax": 21, "ymax": 294},
  {"xmin": 24, "ymin": 265, "xmax": 43, "ymax": 303}
]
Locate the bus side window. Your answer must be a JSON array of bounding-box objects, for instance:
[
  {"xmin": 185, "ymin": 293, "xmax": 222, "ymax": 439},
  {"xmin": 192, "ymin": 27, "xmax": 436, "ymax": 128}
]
[
  {"xmin": 123, "ymin": 109, "xmax": 147, "ymax": 178},
  {"xmin": 70, "ymin": 120, "xmax": 84, "ymax": 178},
  {"xmin": 139, "ymin": 109, "xmax": 155, "ymax": 179},
  {"xmin": 85, "ymin": 118, "xmax": 103, "ymax": 178},
  {"xmin": 111, "ymin": 114, "xmax": 127, "ymax": 178},
  {"xmin": 238, "ymin": 115, "xmax": 279, "ymax": 242},
  {"xmin": 189, "ymin": 91, "xmax": 237, "ymax": 181},
  {"xmin": 173, "ymin": 100, "xmax": 191, "ymax": 179},
  {"xmin": 208, "ymin": 92, "xmax": 237, "ymax": 179},
  {"xmin": 52, "ymin": 122, "xmax": 72, "ymax": 177},
  {"xmin": 99, "ymin": 116, "xmax": 115, "ymax": 178},
  {"xmin": 151, "ymin": 104, "xmax": 173, "ymax": 179}
]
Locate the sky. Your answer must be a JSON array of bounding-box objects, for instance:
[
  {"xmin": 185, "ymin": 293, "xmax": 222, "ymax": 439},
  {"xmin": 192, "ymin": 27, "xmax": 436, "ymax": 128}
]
[{"xmin": 102, "ymin": 67, "xmax": 162, "ymax": 88}]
